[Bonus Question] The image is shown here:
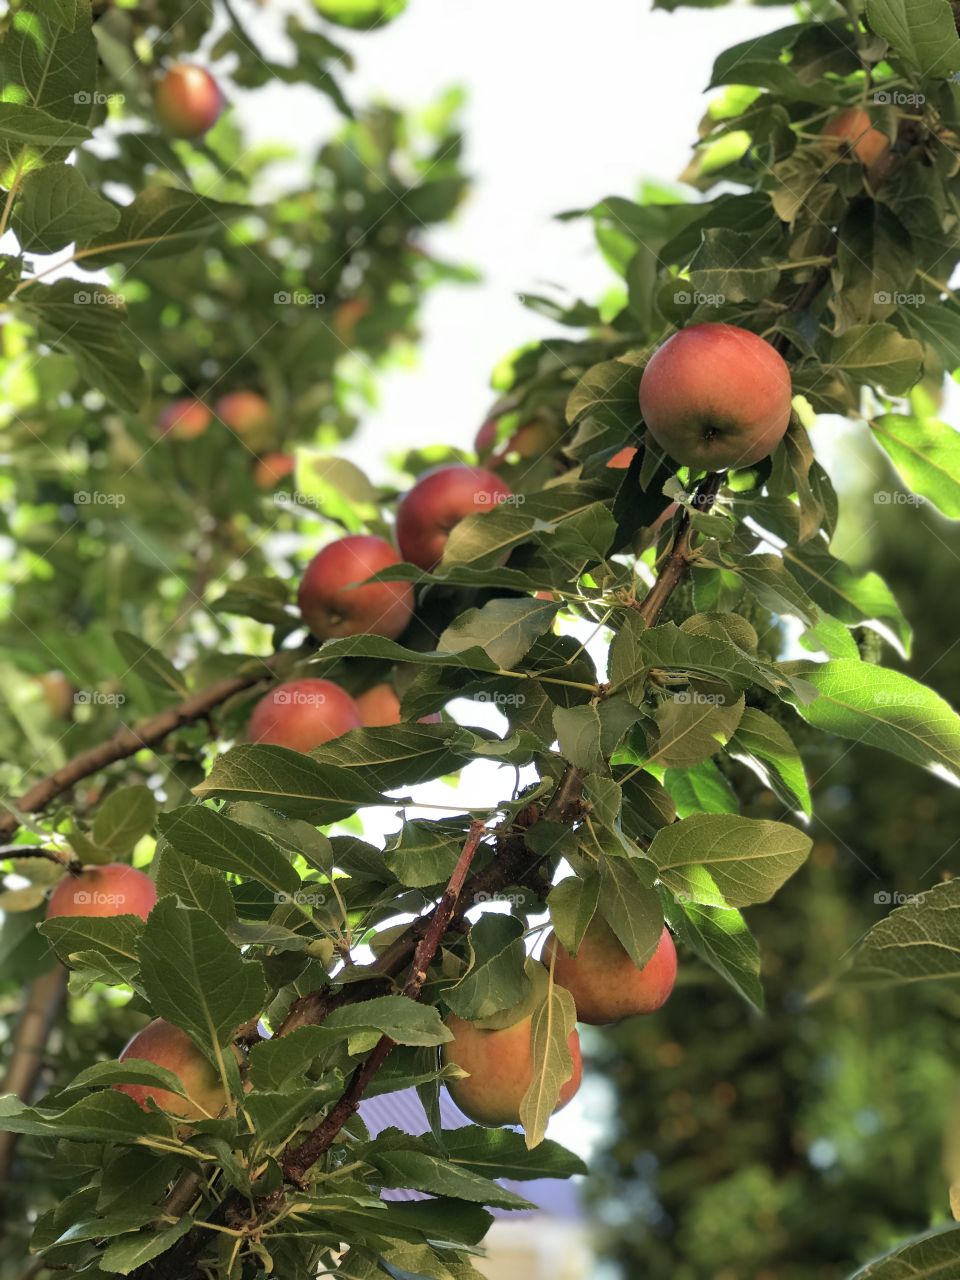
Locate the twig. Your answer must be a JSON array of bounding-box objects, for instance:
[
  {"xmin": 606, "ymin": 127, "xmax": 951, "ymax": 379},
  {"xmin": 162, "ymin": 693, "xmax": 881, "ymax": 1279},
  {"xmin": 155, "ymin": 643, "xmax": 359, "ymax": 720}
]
[
  {"xmin": 0, "ymin": 965, "xmax": 69, "ymax": 1183},
  {"xmin": 630, "ymin": 471, "xmax": 724, "ymax": 626}
]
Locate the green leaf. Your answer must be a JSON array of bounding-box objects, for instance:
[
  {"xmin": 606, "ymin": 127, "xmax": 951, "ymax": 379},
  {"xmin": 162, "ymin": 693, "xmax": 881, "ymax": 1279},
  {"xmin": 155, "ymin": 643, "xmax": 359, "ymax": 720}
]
[
  {"xmin": 781, "ymin": 542, "xmax": 911, "ymax": 654},
  {"xmin": 821, "ymin": 323, "xmax": 923, "ymax": 396},
  {"xmin": 647, "ymin": 813, "xmax": 812, "ymax": 908},
  {"xmin": 154, "ymin": 844, "xmax": 236, "ymax": 927},
  {"xmin": 849, "ymin": 1226, "xmax": 960, "ymax": 1278},
  {"xmin": 647, "ymin": 692, "xmax": 744, "ymax": 768},
  {"xmin": 12, "ymin": 164, "xmax": 118, "ymax": 253},
  {"xmin": 519, "ymin": 981, "xmax": 578, "ymax": 1149},
  {"xmin": 98, "ymin": 1219, "xmax": 193, "ymax": 1275},
  {"xmin": 0, "ymin": 9, "xmax": 96, "ymax": 128},
  {"xmin": 598, "ymin": 856, "xmax": 663, "ymax": 967},
  {"xmin": 92, "ymin": 785, "xmax": 157, "ymax": 855},
  {"xmin": 384, "ymin": 819, "xmax": 463, "ymax": 888},
  {"xmin": 0, "ymin": 1090, "xmax": 172, "ymax": 1143},
  {"xmin": 566, "ymin": 357, "xmax": 644, "ymax": 432},
  {"xmin": 729, "ymin": 707, "xmax": 812, "ymax": 814},
  {"xmin": 19, "ymin": 279, "xmax": 146, "ymax": 411},
  {"xmin": 786, "ymin": 660, "xmax": 960, "ymax": 783},
  {"xmin": 688, "ymin": 228, "xmax": 780, "ymax": 303},
  {"xmin": 312, "ymin": 0, "xmax": 408, "ymax": 30},
  {"xmin": 437, "ymin": 598, "xmax": 558, "ymax": 670},
  {"xmin": 663, "ymin": 759, "xmax": 739, "ymax": 817},
  {"xmin": 39, "ymin": 914, "xmax": 143, "ymax": 987},
  {"xmin": 444, "ymin": 915, "xmax": 531, "ymax": 1021},
  {"xmin": 441, "ymin": 1125, "xmax": 587, "ymax": 1179},
  {"xmin": 157, "ymin": 806, "xmax": 301, "ymax": 898},
  {"xmin": 870, "ymin": 414, "xmax": 960, "ymax": 519},
  {"xmin": 323, "ymin": 997, "xmax": 452, "ymax": 1051},
  {"xmin": 865, "ymin": 0, "xmax": 960, "ymax": 77},
  {"xmin": 79, "ymin": 188, "xmax": 250, "ymax": 266},
  {"xmin": 552, "ymin": 703, "xmax": 603, "ymax": 772},
  {"xmin": 112, "ymin": 631, "xmax": 186, "ymax": 694},
  {"xmin": 137, "ymin": 898, "xmax": 266, "ymax": 1051},
  {"xmin": 636, "ymin": 622, "xmax": 790, "ymax": 696},
  {"xmin": 663, "ymin": 895, "xmax": 763, "ymax": 1011},
  {"xmin": 368, "ymin": 1148, "xmax": 532, "ymax": 1208},
  {"xmin": 838, "ymin": 879, "xmax": 960, "ymax": 988},
  {"xmin": 547, "ymin": 873, "xmax": 600, "ymax": 955}
]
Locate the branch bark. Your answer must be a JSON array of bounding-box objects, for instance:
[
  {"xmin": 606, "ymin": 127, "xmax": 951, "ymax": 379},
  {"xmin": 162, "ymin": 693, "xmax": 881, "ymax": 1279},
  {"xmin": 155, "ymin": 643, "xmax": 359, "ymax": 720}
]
[
  {"xmin": 630, "ymin": 470, "xmax": 724, "ymax": 626},
  {"xmin": 0, "ymin": 964, "xmax": 68, "ymax": 1184}
]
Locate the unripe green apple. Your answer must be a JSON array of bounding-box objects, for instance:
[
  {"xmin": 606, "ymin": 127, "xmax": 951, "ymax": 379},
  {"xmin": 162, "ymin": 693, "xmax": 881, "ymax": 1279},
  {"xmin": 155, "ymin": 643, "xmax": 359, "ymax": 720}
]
[
  {"xmin": 297, "ymin": 535, "xmax": 414, "ymax": 641},
  {"xmin": 821, "ymin": 108, "xmax": 890, "ymax": 167},
  {"xmin": 156, "ymin": 397, "xmax": 211, "ymax": 440},
  {"xmin": 116, "ymin": 1018, "xmax": 238, "ymax": 1120},
  {"xmin": 46, "ymin": 863, "xmax": 157, "ymax": 921},
  {"xmin": 247, "ymin": 678, "xmax": 362, "ymax": 752},
  {"xmin": 396, "ymin": 465, "xmax": 513, "ymax": 570},
  {"xmin": 154, "ymin": 65, "xmax": 224, "ymax": 139},
  {"xmin": 639, "ymin": 323, "xmax": 793, "ymax": 471},
  {"xmin": 543, "ymin": 919, "xmax": 677, "ymax": 1025},
  {"xmin": 442, "ymin": 1012, "xmax": 582, "ymax": 1127}
]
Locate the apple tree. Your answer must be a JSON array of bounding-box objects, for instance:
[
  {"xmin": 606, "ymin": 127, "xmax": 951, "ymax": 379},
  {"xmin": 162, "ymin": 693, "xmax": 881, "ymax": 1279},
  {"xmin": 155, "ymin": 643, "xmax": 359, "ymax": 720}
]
[{"xmin": 3, "ymin": 1, "xmax": 960, "ymax": 1279}]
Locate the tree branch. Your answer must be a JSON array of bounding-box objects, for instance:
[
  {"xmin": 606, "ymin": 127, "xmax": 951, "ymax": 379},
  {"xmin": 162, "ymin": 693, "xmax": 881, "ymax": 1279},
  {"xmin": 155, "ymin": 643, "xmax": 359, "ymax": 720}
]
[
  {"xmin": 630, "ymin": 471, "xmax": 724, "ymax": 626},
  {"xmin": 0, "ymin": 658, "xmax": 283, "ymax": 841}
]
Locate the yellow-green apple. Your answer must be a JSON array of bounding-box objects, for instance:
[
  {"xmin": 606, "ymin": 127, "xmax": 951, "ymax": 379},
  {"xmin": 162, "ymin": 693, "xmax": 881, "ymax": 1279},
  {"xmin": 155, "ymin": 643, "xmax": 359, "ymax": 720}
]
[
  {"xmin": 543, "ymin": 919, "xmax": 676, "ymax": 1025},
  {"xmin": 36, "ymin": 671, "xmax": 74, "ymax": 719},
  {"xmin": 821, "ymin": 108, "xmax": 890, "ymax": 167},
  {"xmin": 253, "ymin": 452, "xmax": 295, "ymax": 489},
  {"xmin": 247, "ymin": 678, "xmax": 362, "ymax": 751},
  {"xmin": 638, "ymin": 323, "xmax": 793, "ymax": 470},
  {"xmin": 115, "ymin": 1019, "xmax": 238, "ymax": 1120},
  {"xmin": 396, "ymin": 465, "xmax": 512, "ymax": 570},
  {"xmin": 297, "ymin": 535, "xmax": 414, "ymax": 641},
  {"xmin": 156, "ymin": 398, "xmax": 211, "ymax": 440},
  {"xmin": 154, "ymin": 65, "xmax": 223, "ymax": 139},
  {"xmin": 46, "ymin": 863, "xmax": 157, "ymax": 921},
  {"xmin": 442, "ymin": 1012, "xmax": 582, "ymax": 1126}
]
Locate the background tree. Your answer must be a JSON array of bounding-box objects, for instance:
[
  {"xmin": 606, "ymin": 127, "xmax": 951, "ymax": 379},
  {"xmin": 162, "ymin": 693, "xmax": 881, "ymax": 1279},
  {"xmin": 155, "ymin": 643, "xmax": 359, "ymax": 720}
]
[{"xmin": 4, "ymin": 2, "xmax": 960, "ymax": 1279}]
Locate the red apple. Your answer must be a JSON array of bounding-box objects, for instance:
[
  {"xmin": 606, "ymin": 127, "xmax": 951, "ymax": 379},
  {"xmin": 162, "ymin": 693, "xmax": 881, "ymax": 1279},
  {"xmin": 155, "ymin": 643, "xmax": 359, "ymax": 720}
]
[
  {"xmin": 116, "ymin": 1018, "xmax": 238, "ymax": 1120},
  {"xmin": 154, "ymin": 65, "xmax": 223, "ymax": 140},
  {"xmin": 606, "ymin": 446, "xmax": 637, "ymax": 469},
  {"xmin": 46, "ymin": 863, "xmax": 157, "ymax": 921},
  {"xmin": 253, "ymin": 452, "xmax": 295, "ymax": 489},
  {"xmin": 821, "ymin": 108, "xmax": 890, "ymax": 167},
  {"xmin": 638, "ymin": 323, "xmax": 793, "ymax": 471},
  {"xmin": 396, "ymin": 465, "xmax": 513, "ymax": 570},
  {"xmin": 543, "ymin": 920, "xmax": 677, "ymax": 1025},
  {"xmin": 443, "ymin": 1012, "xmax": 582, "ymax": 1127},
  {"xmin": 156, "ymin": 398, "xmax": 211, "ymax": 440},
  {"xmin": 474, "ymin": 419, "xmax": 498, "ymax": 455},
  {"xmin": 215, "ymin": 392, "xmax": 273, "ymax": 440},
  {"xmin": 354, "ymin": 682, "xmax": 402, "ymax": 727},
  {"xmin": 297, "ymin": 535, "xmax": 414, "ymax": 641},
  {"xmin": 247, "ymin": 678, "xmax": 362, "ymax": 752}
]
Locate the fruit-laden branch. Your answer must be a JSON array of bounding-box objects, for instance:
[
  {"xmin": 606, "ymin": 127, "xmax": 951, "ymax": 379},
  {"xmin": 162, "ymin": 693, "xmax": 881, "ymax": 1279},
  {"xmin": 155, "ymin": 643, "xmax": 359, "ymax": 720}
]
[
  {"xmin": 0, "ymin": 965, "xmax": 69, "ymax": 1183},
  {"xmin": 630, "ymin": 471, "xmax": 723, "ymax": 627},
  {"xmin": 281, "ymin": 819, "xmax": 487, "ymax": 1186},
  {"xmin": 0, "ymin": 659, "xmax": 282, "ymax": 841}
]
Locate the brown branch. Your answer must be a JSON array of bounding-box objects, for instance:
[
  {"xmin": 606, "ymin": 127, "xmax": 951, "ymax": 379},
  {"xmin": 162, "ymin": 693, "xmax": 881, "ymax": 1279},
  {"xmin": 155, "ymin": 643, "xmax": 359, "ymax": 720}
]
[
  {"xmin": 0, "ymin": 965, "xmax": 69, "ymax": 1184},
  {"xmin": 0, "ymin": 658, "xmax": 283, "ymax": 841},
  {"xmin": 630, "ymin": 471, "xmax": 724, "ymax": 626}
]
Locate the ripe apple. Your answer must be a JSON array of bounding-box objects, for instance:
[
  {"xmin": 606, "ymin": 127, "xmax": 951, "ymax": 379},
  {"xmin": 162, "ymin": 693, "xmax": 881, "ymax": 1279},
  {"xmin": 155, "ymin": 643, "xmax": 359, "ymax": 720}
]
[
  {"xmin": 442, "ymin": 1012, "xmax": 582, "ymax": 1127},
  {"xmin": 638, "ymin": 323, "xmax": 793, "ymax": 471},
  {"xmin": 821, "ymin": 108, "xmax": 890, "ymax": 167},
  {"xmin": 247, "ymin": 678, "xmax": 362, "ymax": 752},
  {"xmin": 116, "ymin": 1018, "xmax": 238, "ymax": 1120},
  {"xmin": 154, "ymin": 65, "xmax": 223, "ymax": 140},
  {"xmin": 474, "ymin": 419, "xmax": 498, "ymax": 455},
  {"xmin": 353, "ymin": 682, "xmax": 441, "ymax": 726},
  {"xmin": 36, "ymin": 671, "xmax": 74, "ymax": 719},
  {"xmin": 297, "ymin": 535, "xmax": 414, "ymax": 641},
  {"xmin": 253, "ymin": 452, "xmax": 295, "ymax": 489},
  {"xmin": 396, "ymin": 465, "xmax": 513, "ymax": 570},
  {"xmin": 156, "ymin": 398, "xmax": 211, "ymax": 440},
  {"xmin": 46, "ymin": 863, "xmax": 157, "ymax": 921},
  {"xmin": 543, "ymin": 919, "xmax": 677, "ymax": 1025},
  {"xmin": 215, "ymin": 392, "xmax": 273, "ymax": 443}
]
